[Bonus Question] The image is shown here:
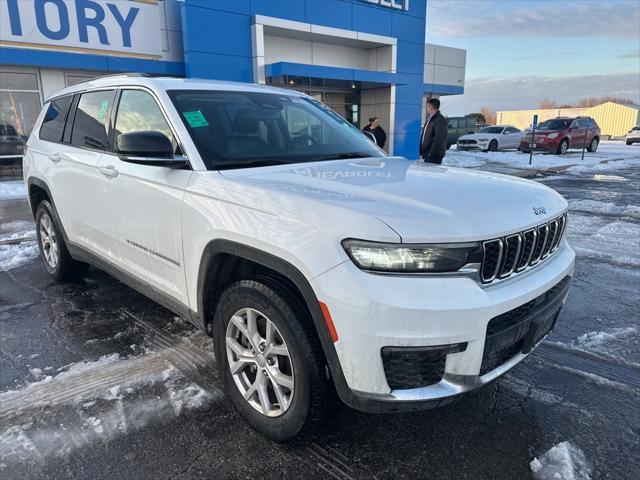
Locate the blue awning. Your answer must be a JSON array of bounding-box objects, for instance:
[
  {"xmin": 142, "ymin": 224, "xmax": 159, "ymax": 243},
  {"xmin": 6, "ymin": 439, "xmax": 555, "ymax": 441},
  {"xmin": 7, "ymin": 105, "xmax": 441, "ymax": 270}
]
[
  {"xmin": 265, "ymin": 62, "xmax": 409, "ymax": 86},
  {"xmin": 424, "ymin": 83, "xmax": 464, "ymax": 95}
]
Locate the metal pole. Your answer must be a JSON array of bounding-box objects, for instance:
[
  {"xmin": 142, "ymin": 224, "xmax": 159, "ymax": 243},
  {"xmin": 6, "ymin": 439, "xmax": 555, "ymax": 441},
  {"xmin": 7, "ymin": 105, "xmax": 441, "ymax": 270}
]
[
  {"xmin": 581, "ymin": 126, "xmax": 587, "ymax": 161},
  {"xmin": 529, "ymin": 124, "xmax": 535, "ymax": 165}
]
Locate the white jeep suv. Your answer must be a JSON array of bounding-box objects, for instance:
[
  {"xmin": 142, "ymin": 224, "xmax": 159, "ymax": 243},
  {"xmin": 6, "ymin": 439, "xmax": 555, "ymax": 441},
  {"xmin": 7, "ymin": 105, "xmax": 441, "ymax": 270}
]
[{"xmin": 24, "ymin": 75, "xmax": 575, "ymax": 441}]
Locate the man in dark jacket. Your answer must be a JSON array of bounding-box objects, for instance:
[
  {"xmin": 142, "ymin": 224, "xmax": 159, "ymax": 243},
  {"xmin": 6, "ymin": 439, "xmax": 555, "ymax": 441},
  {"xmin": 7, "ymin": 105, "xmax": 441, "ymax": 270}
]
[{"xmin": 419, "ymin": 98, "xmax": 448, "ymax": 164}]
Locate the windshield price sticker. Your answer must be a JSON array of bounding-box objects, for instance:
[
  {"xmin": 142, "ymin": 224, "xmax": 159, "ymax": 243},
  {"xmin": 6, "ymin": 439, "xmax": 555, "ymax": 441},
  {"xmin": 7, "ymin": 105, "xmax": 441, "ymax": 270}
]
[{"xmin": 183, "ymin": 110, "xmax": 210, "ymax": 128}]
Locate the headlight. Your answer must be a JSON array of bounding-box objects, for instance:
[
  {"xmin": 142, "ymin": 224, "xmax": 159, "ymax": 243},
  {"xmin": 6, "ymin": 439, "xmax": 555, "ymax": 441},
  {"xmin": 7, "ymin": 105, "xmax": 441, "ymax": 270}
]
[
  {"xmin": 342, "ymin": 239, "xmax": 482, "ymax": 273},
  {"xmin": 547, "ymin": 132, "xmax": 558, "ymax": 139},
  {"xmin": 477, "ymin": 138, "xmax": 488, "ymax": 142}
]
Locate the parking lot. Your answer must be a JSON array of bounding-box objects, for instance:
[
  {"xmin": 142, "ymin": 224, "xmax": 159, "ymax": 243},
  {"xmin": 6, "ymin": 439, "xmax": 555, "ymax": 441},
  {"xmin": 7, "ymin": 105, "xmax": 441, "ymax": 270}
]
[{"xmin": 1, "ymin": 144, "xmax": 639, "ymax": 479}]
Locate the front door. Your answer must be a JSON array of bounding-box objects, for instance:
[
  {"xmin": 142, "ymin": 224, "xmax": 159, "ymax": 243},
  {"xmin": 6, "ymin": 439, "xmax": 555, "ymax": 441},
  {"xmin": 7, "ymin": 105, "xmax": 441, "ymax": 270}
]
[{"xmin": 99, "ymin": 88, "xmax": 191, "ymax": 305}]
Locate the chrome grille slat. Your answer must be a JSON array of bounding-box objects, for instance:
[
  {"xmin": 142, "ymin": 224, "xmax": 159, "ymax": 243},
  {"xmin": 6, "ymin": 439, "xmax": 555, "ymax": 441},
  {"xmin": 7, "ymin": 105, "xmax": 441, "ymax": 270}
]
[{"xmin": 481, "ymin": 214, "xmax": 567, "ymax": 284}]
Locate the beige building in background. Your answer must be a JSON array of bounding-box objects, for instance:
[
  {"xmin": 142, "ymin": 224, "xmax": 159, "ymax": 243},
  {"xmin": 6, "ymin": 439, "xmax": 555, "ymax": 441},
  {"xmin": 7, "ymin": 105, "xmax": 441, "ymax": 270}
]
[{"xmin": 497, "ymin": 102, "xmax": 640, "ymax": 138}]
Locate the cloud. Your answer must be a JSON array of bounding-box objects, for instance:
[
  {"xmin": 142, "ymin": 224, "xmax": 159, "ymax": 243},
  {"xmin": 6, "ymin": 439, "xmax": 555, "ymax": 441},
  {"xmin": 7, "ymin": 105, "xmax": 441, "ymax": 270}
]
[
  {"xmin": 618, "ymin": 50, "xmax": 640, "ymax": 59},
  {"xmin": 427, "ymin": 0, "xmax": 640, "ymax": 40},
  {"xmin": 439, "ymin": 72, "xmax": 640, "ymax": 116}
]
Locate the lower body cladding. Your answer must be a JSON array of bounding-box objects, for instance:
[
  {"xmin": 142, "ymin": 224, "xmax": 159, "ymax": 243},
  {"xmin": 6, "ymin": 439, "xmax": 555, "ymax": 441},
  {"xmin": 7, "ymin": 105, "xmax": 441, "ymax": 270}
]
[{"xmin": 312, "ymin": 241, "xmax": 575, "ymax": 412}]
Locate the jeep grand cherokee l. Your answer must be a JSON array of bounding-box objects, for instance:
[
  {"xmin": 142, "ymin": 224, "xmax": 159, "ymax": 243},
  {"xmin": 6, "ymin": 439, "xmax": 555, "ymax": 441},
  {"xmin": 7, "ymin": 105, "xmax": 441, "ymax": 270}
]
[{"xmin": 24, "ymin": 75, "xmax": 575, "ymax": 441}]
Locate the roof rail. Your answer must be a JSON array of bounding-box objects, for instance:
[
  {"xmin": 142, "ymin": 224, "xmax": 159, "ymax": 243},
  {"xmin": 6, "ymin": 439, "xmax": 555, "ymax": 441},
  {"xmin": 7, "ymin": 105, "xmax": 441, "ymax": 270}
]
[{"xmin": 94, "ymin": 72, "xmax": 151, "ymax": 80}]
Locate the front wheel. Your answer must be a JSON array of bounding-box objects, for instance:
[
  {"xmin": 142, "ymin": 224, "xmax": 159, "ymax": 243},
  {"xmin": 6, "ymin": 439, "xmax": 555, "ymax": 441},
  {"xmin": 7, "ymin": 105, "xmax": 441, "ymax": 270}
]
[
  {"xmin": 35, "ymin": 200, "xmax": 88, "ymax": 281},
  {"xmin": 587, "ymin": 137, "xmax": 599, "ymax": 152},
  {"xmin": 556, "ymin": 139, "xmax": 569, "ymax": 155},
  {"xmin": 487, "ymin": 139, "xmax": 498, "ymax": 152},
  {"xmin": 214, "ymin": 279, "xmax": 334, "ymax": 441}
]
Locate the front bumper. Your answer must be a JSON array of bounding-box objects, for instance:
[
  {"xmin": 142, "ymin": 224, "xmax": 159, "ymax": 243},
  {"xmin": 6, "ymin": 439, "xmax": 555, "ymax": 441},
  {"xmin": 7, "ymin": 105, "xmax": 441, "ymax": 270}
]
[{"xmin": 312, "ymin": 240, "xmax": 575, "ymax": 412}]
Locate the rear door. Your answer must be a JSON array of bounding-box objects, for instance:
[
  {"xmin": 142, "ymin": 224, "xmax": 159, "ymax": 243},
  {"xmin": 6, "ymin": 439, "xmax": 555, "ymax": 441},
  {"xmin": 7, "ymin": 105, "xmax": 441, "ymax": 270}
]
[
  {"xmin": 46, "ymin": 89, "xmax": 116, "ymax": 253},
  {"xmin": 504, "ymin": 127, "xmax": 522, "ymax": 148},
  {"xmin": 98, "ymin": 87, "xmax": 191, "ymax": 305},
  {"xmin": 569, "ymin": 119, "xmax": 586, "ymax": 149}
]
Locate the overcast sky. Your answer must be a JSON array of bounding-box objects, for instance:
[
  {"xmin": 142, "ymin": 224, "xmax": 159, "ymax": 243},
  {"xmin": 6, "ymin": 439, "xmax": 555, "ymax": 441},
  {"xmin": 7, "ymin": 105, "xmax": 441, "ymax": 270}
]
[{"xmin": 426, "ymin": 0, "xmax": 640, "ymax": 116}]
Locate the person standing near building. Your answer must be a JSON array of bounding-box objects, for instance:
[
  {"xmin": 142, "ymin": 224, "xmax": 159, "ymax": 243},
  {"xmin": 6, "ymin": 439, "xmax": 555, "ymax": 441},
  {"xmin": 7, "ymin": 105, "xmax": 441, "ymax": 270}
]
[
  {"xmin": 362, "ymin": 117, "xmax": 387, "ymax": 149},
  {"xmin": 419, "ymin": 98, "xmax": 447, "ymax": 164}
]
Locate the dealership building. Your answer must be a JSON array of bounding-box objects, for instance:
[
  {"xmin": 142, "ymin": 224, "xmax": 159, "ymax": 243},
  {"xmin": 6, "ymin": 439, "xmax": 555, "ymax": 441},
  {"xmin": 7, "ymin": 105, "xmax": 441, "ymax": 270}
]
[{"xmin": 0, "ymin": 0, "xmax": 466, "ymax": 159}]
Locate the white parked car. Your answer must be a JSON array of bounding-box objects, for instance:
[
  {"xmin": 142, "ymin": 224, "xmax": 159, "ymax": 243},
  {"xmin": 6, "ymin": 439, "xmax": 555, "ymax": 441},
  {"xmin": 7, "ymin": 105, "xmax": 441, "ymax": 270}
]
[
  {"xmin": 24, "ymin": 75, "xmax": 575, "ymax": 441},
  {"xmin": 626, "ymin": 126, "xmax": 640, "ymax": 145},
  {"xmin": 457, "ymin": 125, "xmax": 524, "ymax": 151}
]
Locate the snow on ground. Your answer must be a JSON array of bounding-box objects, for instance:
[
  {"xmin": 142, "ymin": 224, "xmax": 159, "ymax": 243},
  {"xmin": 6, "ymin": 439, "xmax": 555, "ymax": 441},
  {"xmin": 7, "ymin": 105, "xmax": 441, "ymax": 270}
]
[
  {"xmin": 0, "ymin": 180, "xmax": 27, "ymax": 199},
  {"xmin": 568, "ymin": 199, "xmax": 640, "ymax": 219},
  {"xmin": 0, "ymin": 346, "xmax": 220, "ymax": 467},
  {"xmin": 444, "ymin": 141, "xmax": 639, "ymax": 171},
  {"xmin": 530, "ymin": 441, "xmax": 591, "ymax": 480},
  {"xmin": 0, "ymin": 222, "xmax": 38, "ymax": 271},
  {"xmin": 565, "ymin": 214, "xmax": 640, "ymax": 267}
]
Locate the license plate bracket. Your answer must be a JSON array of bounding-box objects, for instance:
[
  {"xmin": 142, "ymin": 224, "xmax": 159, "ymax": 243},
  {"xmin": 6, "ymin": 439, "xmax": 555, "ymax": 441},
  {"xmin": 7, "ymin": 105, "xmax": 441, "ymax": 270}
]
[{"xmin": 522, "ymin": 309, "xmax": 560, "ymax": 353}]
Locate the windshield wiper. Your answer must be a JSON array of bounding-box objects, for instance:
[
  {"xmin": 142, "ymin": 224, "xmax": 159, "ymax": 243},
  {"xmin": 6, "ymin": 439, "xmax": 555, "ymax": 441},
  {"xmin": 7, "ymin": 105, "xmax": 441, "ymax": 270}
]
[
  {"xmin": 216, "ymin": 159, "xmax": 286, "ymax": 170},
  {"xmin": 309, "ymin": 152, "xmax": 371, "ymax": 161}
]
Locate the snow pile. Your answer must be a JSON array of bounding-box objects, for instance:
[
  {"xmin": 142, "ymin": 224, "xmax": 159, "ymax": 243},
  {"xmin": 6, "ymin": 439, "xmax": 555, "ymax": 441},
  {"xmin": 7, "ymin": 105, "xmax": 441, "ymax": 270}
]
[
  {"xmin": 0, "ymin": 240, "xmax": 39, "ymax": 271},
  {"xmin": 530, "ymin": 441, "xmax": 591, "ymax": 480},
  {"xmin": 0, "ymin": 181, "xmax": 26, "ymax": 199},
  {"xmin": 574, "ymin": 327, "xmax": 636, "ymax": 351}
]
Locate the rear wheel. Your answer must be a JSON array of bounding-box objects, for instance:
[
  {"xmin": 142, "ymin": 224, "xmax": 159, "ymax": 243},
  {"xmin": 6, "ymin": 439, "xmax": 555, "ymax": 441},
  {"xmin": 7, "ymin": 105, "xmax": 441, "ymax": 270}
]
[
  {"xmin": 587, "ymin": 137, "xmax": 599, "ymax": 152},
  {"xmin": 627, "ymin": 140, "xmax": 632, "ymax": 145},
  {"xmin": 556, "ymin": 139, "xmax": 569, "ymax": 155},
  {"xmin": 487, "ymin": 139, "xmax": 498, "ymax": 152},
  {"xmin": 35, "ymin": 200, "xmax": 89, "ymax": 281},
  {"xmin": 214, "ymin": 279, "xmax": 334, "ymax": 441}
]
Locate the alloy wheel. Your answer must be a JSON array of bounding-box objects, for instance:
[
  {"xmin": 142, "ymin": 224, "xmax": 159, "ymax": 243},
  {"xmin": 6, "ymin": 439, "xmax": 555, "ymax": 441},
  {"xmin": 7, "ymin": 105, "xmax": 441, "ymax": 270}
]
[
  {"xmin": 225, "ymin": 307, "xmax": 295, "ymax": 417},
  {"xmin": 39, "ymin": 213, "xmax": 59, "ymax": 268}
]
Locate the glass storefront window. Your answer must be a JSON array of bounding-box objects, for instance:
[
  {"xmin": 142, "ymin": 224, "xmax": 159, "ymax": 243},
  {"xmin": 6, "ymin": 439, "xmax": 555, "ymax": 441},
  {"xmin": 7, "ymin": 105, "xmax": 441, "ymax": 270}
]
[
  {"xmin": 0, "ymin": 70, "xmax": 42, "ymax": 140},
  {"xmin": 0, "ymin": 91, "xmax": 42, "ymax": 140}
]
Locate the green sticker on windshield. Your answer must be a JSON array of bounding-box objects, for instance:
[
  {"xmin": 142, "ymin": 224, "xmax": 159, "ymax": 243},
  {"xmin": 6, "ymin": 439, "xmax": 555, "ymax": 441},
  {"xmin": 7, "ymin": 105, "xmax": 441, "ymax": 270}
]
[
  {"xmin": 183, "ymin": 110, "xmax": 209, "ymax": 128},
  {"xmin": 97, "ymin": 99, "xmax": 109, "ymax": 122}
]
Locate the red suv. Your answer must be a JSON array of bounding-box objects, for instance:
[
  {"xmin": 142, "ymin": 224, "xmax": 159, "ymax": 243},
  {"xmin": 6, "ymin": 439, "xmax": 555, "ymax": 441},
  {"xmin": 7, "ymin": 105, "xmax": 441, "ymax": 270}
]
[{"xmin": 520, "ymin": 116, "xmax": 600, "ymax": 155}]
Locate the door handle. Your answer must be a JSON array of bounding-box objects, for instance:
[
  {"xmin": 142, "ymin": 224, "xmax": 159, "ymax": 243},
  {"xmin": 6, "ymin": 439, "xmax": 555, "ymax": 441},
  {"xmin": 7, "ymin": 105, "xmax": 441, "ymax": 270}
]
[
  {"xmin": 99, "ymin": 165, "xmax": 119, "ymax": 178},
  {"xmin": 48, "ymin": 153, "xmax": 61, "ymax": 163}
]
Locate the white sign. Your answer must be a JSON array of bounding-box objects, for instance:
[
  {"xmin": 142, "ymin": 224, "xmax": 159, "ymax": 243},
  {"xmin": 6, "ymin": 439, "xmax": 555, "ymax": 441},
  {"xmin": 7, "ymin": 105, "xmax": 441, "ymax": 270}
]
[
  {"xmin": 0, "ymin": 0, "xmax": 163, "ymax": 58},
  {"xmin": 364, "ymin": 0, "xmax": 410, "ymax": 11}
]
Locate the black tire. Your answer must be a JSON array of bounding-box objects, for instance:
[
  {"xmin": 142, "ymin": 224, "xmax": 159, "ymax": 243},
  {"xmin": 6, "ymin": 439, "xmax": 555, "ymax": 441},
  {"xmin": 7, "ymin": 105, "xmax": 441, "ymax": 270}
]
[
  {"xmin": 488, "ymin": 139, "xmax": 498, "ymax": 152},
  {"xmin": 587, "ymin": 137, "xmax": 599, "ymax": 152},
  {"xmin": 214, "ymin": 279, "xmax": 334, "ymax": 442},
  {"xmin": 626, "ymin": 139, "xmax": 632, "ymax": 146},
  {"xmin": 556, "ymin": 139, "xmax": 569, "ymax": 155},
  {"xmin": 35, "ymin": 200, "xmax": 89, "ymax": 281}
]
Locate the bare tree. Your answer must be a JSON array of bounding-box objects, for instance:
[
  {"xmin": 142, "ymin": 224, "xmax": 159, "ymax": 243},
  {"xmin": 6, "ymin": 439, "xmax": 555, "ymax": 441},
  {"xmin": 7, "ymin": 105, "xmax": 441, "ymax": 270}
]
[
  {"xmin": 479, "ymin": 105, "xmax": 496, "ymax": 125},
  {"xmin": 539, "ymin": 98, "xmax": 558, "ymax": 109}
]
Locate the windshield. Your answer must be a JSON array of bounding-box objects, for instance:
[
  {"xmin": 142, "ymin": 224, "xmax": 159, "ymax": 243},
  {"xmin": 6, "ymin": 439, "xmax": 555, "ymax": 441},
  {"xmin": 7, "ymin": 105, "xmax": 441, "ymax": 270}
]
[
  {"xmin": 478, "ymin": 126, "xmax": 504, "ymax": 134},
  {"xmin": 537, "ymin": 119, "xmax": 571, "ymax": 130},
  {"xmin": 168, "ymin": 90, "xmax": 384, "ymax": 170}
]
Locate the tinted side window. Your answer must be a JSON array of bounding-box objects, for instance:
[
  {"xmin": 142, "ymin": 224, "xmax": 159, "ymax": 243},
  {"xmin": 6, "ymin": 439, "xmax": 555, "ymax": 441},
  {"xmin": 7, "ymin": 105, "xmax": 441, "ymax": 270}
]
[
  {"xmin": 39, "ymin": 96, "xmax": 73, "ymax": 143},
  {"xmin": 114, "ymin": 90, "xmax": 176, "ymax": 151},
  {"xmin": 448, "ymin": 119, "xmax": 459, "ymax": 129},
  {"xmin": 71, "ymin": 90, "xmax": 115, "ymax": 150}
]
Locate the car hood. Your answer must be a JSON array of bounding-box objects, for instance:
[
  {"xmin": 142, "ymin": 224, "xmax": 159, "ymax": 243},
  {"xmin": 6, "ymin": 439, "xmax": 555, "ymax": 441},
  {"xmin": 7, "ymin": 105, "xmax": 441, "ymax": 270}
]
[
  {"xmin": 220, "ymin": 157, "xmax": 568, "ymax": 243},
  {"xmin": 459, "ymin": 133, "xmax": 498, "ymax": 141}
]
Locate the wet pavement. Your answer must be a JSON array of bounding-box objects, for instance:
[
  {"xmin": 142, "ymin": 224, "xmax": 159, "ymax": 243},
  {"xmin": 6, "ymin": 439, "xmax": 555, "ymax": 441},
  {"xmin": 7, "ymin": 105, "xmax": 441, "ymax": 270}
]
[{"xmin": 1, "ymin": 162, "xmax": 639, "ymax": 479}]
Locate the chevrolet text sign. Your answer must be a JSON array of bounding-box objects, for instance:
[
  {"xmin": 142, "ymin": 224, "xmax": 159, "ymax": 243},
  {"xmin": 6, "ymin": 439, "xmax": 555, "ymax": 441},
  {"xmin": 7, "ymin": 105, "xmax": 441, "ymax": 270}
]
[
  {"xmin": 363, "ymin": 0, "xmax": 410, "ymax": 11},
  {"xmin": 0, "ymin": 0, "xmax": 162, "ymax": 58}
]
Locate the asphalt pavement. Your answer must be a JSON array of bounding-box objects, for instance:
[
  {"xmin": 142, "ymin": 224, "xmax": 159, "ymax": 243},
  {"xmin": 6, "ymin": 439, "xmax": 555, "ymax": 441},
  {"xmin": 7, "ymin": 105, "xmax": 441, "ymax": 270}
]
[{"xmin": 1, "ymin": 163, "xmax": 638, "ymax": 479}]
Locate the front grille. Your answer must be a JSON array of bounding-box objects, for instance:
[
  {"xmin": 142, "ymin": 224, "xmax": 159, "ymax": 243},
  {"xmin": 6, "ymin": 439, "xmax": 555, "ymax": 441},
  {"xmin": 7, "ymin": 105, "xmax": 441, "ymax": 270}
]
[
  {"xmin": 480, "ymin": 214, "xmax": 567, "ymax": 284},
  {"xmin": 382, "ymin": 343, "xmax": 467, "ymax": 390},
  {"xmin": 458, "ymin": 139, "xmax": 477, "ymax": 145},
  {"xmin": 480, "ymin": 276, "xmax": 571, "ymax": 375}
]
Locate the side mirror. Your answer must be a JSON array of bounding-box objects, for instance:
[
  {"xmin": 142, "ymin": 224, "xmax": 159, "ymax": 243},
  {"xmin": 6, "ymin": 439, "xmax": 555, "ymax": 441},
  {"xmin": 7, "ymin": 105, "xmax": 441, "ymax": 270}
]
[{"xmin": 116, "ymin": 131, "xmax": 187, "ymax": 168}]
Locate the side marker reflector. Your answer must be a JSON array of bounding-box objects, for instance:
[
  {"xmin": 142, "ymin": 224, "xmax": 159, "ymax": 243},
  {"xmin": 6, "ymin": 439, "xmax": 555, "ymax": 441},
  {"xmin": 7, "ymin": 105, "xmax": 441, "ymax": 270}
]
[{"xmin": 319, "ymin": 301, "xmax": 339, "ymax": 343}]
